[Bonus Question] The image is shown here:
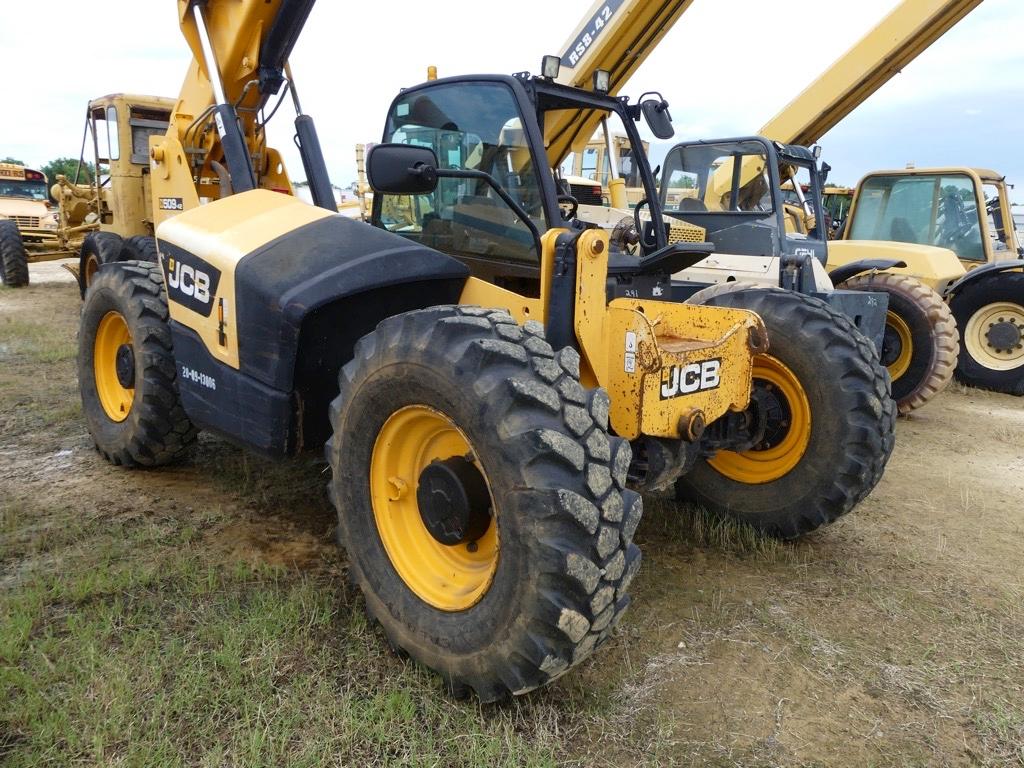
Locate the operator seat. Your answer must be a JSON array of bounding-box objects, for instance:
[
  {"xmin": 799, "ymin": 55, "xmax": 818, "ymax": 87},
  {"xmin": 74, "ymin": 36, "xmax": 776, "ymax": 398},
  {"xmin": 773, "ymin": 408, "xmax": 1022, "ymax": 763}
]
[
  {"xmin": 677, "ymin": 197, "xmax": 708, "ymax": 213},
  {"xmin": 890, "ymin": 217, "xmax": 918, "ymax": 243}
]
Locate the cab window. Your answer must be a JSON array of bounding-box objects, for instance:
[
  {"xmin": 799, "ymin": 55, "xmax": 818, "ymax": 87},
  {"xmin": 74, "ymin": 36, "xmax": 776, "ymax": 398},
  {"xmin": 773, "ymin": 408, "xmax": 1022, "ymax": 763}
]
[
  {"xmin": 849, "ymin": 174, "xmax": 985, "ymax": 262},
  {"xmin": 380, "ymin": 82, "xmax": 544, "ymax": 264},
  {"xmin": 661, "ymin": 142, "xmax": 774, "ymax": 213}
]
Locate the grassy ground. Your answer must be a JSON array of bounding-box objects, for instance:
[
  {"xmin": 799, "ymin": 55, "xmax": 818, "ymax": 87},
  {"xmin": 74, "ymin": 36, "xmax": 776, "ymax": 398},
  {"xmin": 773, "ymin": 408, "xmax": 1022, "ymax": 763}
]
[{"xmin": 2, "ymin": 277, "xmax": 1022, "ymax": 766}]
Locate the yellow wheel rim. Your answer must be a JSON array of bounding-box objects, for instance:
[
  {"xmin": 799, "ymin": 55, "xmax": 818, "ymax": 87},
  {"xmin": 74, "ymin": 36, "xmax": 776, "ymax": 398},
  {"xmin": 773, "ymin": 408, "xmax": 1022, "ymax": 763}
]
[
  {"xmin": 94, "ymin": 311, "xmax": 134, "ymax": 422},
  {"xmin": 964, "ymin": 301, "xmax": 1024, "ymax": 371},
  {"xmin": 885, "ymin": 310, "xmax": 914, "ymax": 381},
  {"xmin": 84, "ymin": 254, "xmax": 100, "ymax": 288},
  {"xmin": 370, "ymin": 405, "xmax": 498, "ymax": 612},
  {"xmin": 708, "ymin": 355, "xmax": 812, "ymax": 484}
]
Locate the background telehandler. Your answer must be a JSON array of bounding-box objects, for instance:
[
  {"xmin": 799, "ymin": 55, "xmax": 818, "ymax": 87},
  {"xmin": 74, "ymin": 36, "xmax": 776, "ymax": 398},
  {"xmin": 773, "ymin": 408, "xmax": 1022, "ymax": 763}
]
[
  {"xmin": 836, "ymin": 166, "xmax": 1024, "ymax": 393},
  {"xmin": 548, "ymin": 0, "xmax": 962, "ymax": 416}
]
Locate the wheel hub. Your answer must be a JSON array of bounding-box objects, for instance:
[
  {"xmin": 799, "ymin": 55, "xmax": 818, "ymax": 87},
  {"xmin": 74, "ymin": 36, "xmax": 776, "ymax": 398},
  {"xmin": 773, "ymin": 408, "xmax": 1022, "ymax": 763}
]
[
  {"xmin": 416, "ymin": 457, "xmax": 492, "ymax": 546},
  {"xmin": 880, "ymin": 325, "xmax": 903, "ymax": 367},
  {"xmin": 985, "ymin": 318, "xmax": 1022, "ymax": 353},
  {"xmin": 115, "ymin": 344, "xmax": 136, "ymax": 388},
  {"xmin": 707, "ymin": 355, "xmax": 812, "ymax": 485}
]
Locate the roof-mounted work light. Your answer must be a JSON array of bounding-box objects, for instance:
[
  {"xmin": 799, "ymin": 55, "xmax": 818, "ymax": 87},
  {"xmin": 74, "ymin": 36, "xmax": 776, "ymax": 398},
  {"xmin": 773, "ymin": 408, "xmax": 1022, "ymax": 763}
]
[
  {"xmin": 593, "ymin": 69, "xmax": 610, "ymax": 93},
  {"xmin": 541, "ymin": 55, "xmax": 561, "ymax": 80}
]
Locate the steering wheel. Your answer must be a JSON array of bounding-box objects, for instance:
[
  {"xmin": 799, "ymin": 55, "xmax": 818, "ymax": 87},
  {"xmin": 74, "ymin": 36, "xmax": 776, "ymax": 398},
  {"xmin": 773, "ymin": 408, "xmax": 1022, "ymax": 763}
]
[
  {"xmin": 557, "ymin": 194, "xmax": 579, "ymax": 222},
  {"xmin": 634, "ymin": 199, "xmax": 659, "ymax": 251}
]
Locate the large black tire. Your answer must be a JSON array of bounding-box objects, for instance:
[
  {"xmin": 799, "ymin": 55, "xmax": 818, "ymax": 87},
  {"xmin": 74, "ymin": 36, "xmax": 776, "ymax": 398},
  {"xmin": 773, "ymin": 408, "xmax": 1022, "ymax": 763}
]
[
  {"xmin": 79, "ymin": 260, "xmax": 198, "ymax": 466},
  {"xmin": 679, "ymin": 284, "xmax": 896, "ymax": 539},
  {"xmin": 0, "ymin": 219, "xmax": 30, "ymax": 287},
  {"xmin": 78, "ymin": 232, "xmax": 128, "ymax": 298},
  {"xmin": 837, "ymin": 272, "xmax": 958, "ymax": 414},
  {"xmin": 949, "ymin": 271, "xmax": 1024, "ymax": 395},
  {"xmin": 124, "ymin": 235, "xmax": 160, "ymax": 263},
  {"xmin": 326, "ymin": 306, "xmax": 641, "ymax": 702}
]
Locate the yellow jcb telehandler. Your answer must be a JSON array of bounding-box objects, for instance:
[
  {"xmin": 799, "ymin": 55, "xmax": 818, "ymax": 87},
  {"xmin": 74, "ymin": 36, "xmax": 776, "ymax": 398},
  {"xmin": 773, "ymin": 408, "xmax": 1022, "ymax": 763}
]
[{"xmin": 78, "ymin": 0, "xmax": 894, "ymax": 701}]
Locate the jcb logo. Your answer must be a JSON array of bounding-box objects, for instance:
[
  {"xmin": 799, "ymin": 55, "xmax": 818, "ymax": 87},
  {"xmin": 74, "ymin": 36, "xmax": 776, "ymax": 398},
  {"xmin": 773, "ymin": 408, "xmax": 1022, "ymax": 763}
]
[
  {"xmin": 660, "ymin": 359, "xmax": 721, "ymax": 400},
  {"xmin": 167, "ymin": 258, "xmax": 212, "ymax": 304},
  {"xmin": 160, "ymin": 246, "xmax": 221, "ymax": 318}
]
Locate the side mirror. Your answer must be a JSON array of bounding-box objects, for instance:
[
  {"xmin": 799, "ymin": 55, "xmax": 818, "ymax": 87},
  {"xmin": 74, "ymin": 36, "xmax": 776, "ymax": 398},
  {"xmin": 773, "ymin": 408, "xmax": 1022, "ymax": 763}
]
[
  {"xmin": 366, "ymin": 143, "xmax": 439, "ymax": 195},
  {"xmin": 641, "ymin": 99, "xmax": 674, "ymax": 140}
]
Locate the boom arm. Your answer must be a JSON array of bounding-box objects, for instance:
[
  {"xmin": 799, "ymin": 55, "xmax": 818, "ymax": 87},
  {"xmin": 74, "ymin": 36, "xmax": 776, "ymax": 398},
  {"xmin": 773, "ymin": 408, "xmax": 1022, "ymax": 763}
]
[
  {"xmin": 546, "ymin": 0, "xmax": 698, "ymax": 164},
  {"xmin": 760, "ymin": 0, "xmax": 982, "ymax": 146},
  {"xmin": 150, "ymin": 0, "xmax": 334, "ymax": 227}
]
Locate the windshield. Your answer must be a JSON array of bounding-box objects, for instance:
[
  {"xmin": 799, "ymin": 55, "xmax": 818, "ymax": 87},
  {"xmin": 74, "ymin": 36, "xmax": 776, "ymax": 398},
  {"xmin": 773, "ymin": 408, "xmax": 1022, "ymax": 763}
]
[
  {"xmin": 0, "ymin": 179, "xmax": 48, "ymax": 201},
  {"xmin": 379, "ymin": 81, "xmax": 544, "ymax": 264},
  {"xmin": 848, "ymin": 174, "xmax": 985, "ymax": 262},
  {"xmin": 660, "ymin": 141, "xmax": 774, "ymax": 214}
]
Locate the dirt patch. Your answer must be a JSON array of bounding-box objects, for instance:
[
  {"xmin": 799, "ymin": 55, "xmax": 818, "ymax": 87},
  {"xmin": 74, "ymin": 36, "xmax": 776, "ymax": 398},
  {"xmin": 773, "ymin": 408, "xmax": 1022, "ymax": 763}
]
[{"xmin": 208, "ymin": 520, "xmax": 338, "ymax": 571}]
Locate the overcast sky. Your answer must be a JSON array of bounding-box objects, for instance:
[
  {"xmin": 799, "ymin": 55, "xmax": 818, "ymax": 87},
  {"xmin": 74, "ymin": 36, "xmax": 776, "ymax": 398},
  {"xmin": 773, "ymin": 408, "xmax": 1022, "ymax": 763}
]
[{"xmin": 2, "ymin": 0, "xmax": 1021, "ymax": 192}]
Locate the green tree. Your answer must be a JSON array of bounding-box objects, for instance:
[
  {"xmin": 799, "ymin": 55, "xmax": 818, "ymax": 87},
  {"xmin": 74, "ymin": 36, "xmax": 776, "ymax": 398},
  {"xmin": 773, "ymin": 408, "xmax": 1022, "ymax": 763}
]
[
  {"xmin": 40, "ymin": 157, "xmax": 95, "ymax": 201},
  {"xmin": 42, "ymin": 157, "xmax": 95, "ymax": 186},
  {"xmin": 1, "ymin": 156, "xmax": 24, "ymax": 165}
]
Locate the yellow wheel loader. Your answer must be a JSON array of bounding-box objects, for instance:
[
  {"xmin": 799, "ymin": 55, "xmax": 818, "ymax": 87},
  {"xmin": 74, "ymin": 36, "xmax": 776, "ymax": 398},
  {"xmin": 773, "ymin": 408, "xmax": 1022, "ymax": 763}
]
[{"xmin": 76, "ymin": 0, "xmax": 754, "ymax": 702}]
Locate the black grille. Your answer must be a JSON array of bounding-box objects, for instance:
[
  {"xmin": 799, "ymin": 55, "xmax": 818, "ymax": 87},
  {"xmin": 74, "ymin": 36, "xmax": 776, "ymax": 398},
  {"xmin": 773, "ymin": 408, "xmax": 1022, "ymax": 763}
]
[{"xmin": 570, "ymin": 183, "xmax": 603, "ymax": 206}]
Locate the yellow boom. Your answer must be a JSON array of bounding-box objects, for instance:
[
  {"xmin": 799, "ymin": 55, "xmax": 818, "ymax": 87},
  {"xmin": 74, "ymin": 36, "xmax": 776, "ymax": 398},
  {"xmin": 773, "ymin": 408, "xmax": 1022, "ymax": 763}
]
[{"xmin": 546, "ymin": 0, "xmax": 698, "ymax": 164}]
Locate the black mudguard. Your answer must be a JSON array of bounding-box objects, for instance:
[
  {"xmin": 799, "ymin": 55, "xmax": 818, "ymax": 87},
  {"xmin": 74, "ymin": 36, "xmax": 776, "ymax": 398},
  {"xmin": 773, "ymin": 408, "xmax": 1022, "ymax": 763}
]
[
  {"xmin": 168, "ymin": 215, "xmax": 469, "ymax": 456},
  {"xmin": 827, "ymin": 258, "xmax": 908, "ymax": 286}
]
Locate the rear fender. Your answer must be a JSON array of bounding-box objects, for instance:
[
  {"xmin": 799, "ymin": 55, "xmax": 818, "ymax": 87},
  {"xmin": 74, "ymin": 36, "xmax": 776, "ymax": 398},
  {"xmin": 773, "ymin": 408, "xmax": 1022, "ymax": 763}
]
[{"xmin": 945, "ymin": 259, "xmax": 1024, "ymax": 297}]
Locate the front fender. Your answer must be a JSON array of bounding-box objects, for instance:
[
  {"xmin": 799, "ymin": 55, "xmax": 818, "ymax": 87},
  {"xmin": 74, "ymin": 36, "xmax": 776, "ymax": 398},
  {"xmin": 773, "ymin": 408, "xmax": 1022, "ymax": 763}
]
[
  {"xmin": 827, "ymin": 240, "xmax": 965, "ymax": 293},
  {"xmin": 827, "ymin": 258, "xmax": 907, "ymax": 286}
]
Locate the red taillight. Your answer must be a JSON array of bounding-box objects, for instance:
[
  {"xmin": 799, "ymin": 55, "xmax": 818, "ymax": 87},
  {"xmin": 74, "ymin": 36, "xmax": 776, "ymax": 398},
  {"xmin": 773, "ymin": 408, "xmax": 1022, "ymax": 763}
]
[{"xmin": 25, "ymin": 171, "xmax": 44, "ymax": 181}]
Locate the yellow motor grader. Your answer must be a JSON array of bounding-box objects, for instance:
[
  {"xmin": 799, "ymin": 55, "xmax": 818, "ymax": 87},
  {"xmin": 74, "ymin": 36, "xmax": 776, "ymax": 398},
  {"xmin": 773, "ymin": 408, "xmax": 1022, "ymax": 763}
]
[{"xmin": 0, "ymin": 97, "xmax": 178, "ymax": 291}]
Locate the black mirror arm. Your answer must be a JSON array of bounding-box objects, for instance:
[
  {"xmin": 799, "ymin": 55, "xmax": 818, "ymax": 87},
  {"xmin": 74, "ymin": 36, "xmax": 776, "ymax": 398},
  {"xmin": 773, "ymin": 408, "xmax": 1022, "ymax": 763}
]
[
  {"xmin": 408, "ymin": 161, "xmax": 438, "ymax": 187},
  {"xmin": 435, "ymin": 167, "xmax": 543, "ymax": 256}
]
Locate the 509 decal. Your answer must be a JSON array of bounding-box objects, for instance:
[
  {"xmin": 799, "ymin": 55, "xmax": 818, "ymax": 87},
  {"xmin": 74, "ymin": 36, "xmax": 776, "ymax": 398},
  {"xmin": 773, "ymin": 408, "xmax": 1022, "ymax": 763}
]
[
  {"xmin": 660, "ymin": 359, "xmax": 722, "ymax": 400},
  {"xmin": 159, "ymin": 197, "xmax": 184, "ymax": 211},
  {"xmin": 561, "ymin": 0, "xmax": 625, "ymax": 67},
  {"xmin": 159, "ymin": 245, "xmax": 222, "ymax": 317}
]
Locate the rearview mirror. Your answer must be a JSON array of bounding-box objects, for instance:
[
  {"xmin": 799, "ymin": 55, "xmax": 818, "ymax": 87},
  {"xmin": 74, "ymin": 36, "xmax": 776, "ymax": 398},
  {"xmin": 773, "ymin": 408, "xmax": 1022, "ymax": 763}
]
[
  {"xmin": 641, "ymin": 99, "xmax": 674, "ymax": 140},
  {"xmin": 367, "ymin": 143, "xmax": 439, "ymax": 195}
]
